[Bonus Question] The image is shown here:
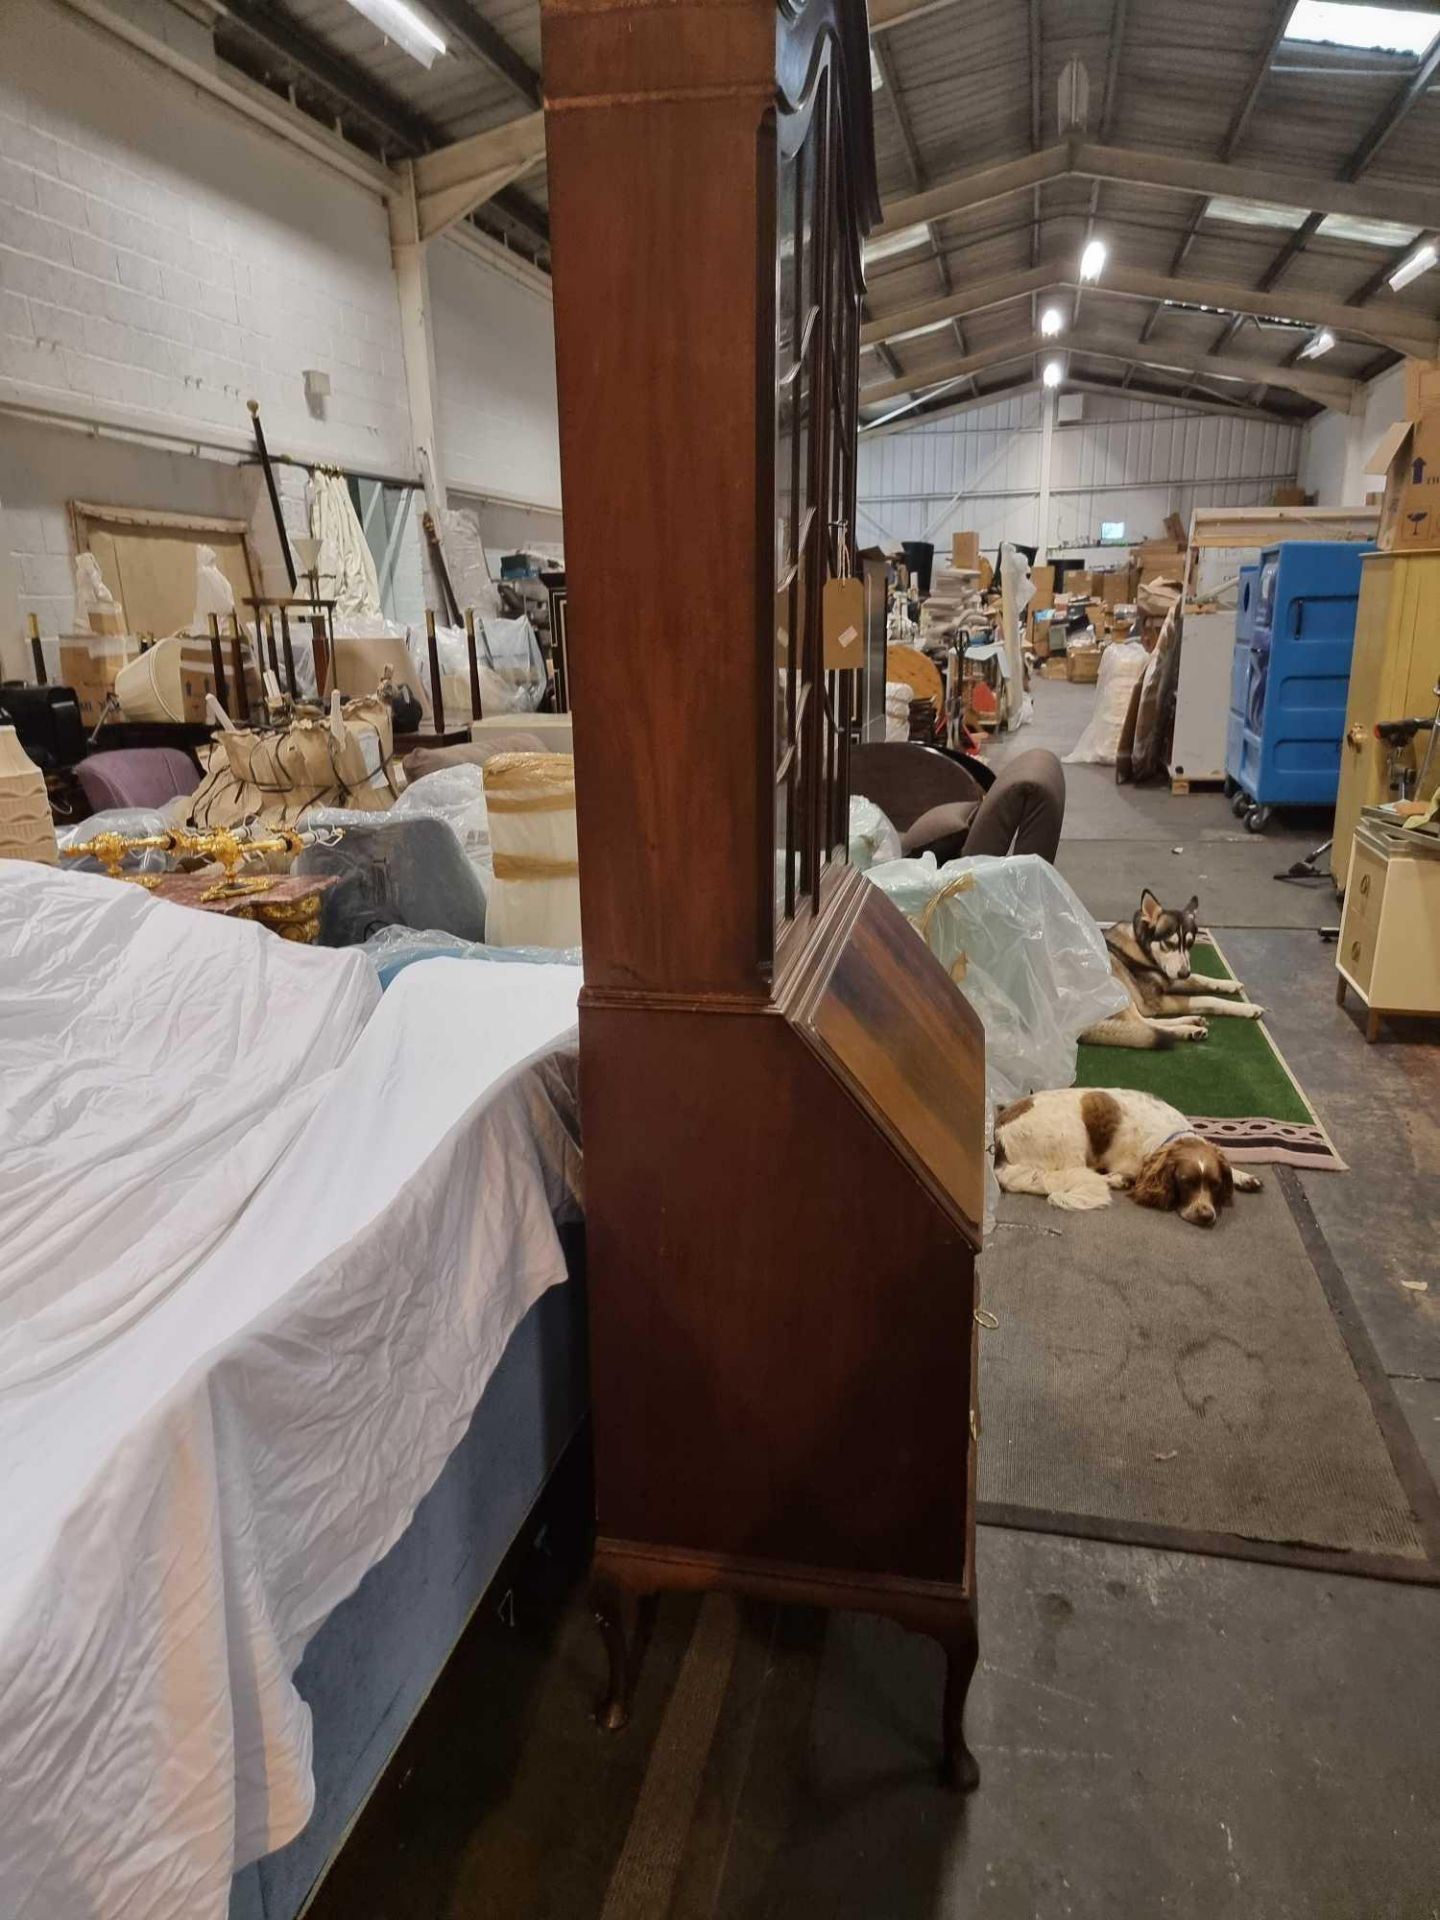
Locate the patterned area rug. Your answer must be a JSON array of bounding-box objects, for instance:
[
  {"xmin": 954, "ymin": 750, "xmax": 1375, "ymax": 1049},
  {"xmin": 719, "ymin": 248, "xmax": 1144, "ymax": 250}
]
[{"xmin": 1073, "ymin": 934, "xmax": 1345, "ymax": 1170}]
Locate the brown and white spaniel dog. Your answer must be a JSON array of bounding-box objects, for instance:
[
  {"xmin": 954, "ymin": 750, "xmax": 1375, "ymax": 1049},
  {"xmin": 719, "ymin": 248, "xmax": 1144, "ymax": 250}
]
[{"xmin": 995, "ymin": 1087, "xmax": 1262, "ymax": 1228}]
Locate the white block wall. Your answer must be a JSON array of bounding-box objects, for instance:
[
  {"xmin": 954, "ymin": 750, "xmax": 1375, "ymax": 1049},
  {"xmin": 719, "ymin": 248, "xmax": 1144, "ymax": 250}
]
[
  {"xmin": 0, "ymin": 0, "xmax": 564, "ymax": 666},
  {"xmin": 858, "ymin": 390, "xmax": 1303, "ymax": 557},
  {"xmin": 1299, "ymin": 363, "xmax": 1405, "ymax": 508},
  {"xmin": 430, "ymin": 237, "xmax": 562, "ymax": 513},
  {"xmin": 0, "ymin": 0, "xmax": 412, "ymax": 471}
]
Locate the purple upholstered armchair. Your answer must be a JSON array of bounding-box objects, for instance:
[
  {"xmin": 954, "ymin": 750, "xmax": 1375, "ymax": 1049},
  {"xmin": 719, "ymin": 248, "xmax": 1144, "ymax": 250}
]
[{"xmin": 75, "ymin": 748, "xmax": 200, "ymax": 815}]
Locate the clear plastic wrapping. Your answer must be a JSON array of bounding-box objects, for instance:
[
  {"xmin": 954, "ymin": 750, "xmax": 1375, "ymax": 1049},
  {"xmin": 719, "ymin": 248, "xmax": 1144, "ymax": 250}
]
[
  {"xmin": 361, "ymin": 924, "xmax": 581, "ymax": 989},
  {"xmin": 847, "ymin": 794, "xmax": 903, "ymax": 871},
  {"xmin": 865, "ymin": 852, "xmax": 1129, "ymax": 1232},
  {"xmin": 390, "ymin": 764, "xmax": 492, "ymax": 883},
  {"xmin": 55, "ymin": 808, "xmax": 176, "ymax": 875},
  {"xmin": 865, "ymin": 852, "xmax": 1127, "ymax": 1101}
]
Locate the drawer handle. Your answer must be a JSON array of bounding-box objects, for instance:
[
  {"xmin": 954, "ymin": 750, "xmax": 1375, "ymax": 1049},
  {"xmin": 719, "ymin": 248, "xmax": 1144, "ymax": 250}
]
[{"xmin": 1359, "ymin": 874, "xmax": 1371, "ymax": 896}]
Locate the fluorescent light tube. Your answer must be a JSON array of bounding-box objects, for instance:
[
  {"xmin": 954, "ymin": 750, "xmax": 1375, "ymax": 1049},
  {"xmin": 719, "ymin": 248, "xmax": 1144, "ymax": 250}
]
[
  {"xmin": 342, "ymin": 0, "xmax": 446, "ymax": 66},
  {"xmin": 1389, "ymin": 242, "xmax": 1438, "ymax": 291},
  {"xmin": 1042, "ymin": 358, "xmax": 1065, "ymax": 389},
  {"xmin": 1040, "ymin": 306, "xmax": 1066, "ymax": 337},
  {"xmin": 1079, "ymin": 238, "xmax": 1107, "ymax": 282},
  {"xmin": 1298, "ymin": 328, "xmax": 1336, "ymax": 360}
]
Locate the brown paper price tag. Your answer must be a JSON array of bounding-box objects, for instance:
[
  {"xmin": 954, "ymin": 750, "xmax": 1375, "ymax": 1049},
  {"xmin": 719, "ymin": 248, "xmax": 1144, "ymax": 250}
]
[{"xmin": 822, "ymin": 576, "xmax": 865, "ymax": 671}]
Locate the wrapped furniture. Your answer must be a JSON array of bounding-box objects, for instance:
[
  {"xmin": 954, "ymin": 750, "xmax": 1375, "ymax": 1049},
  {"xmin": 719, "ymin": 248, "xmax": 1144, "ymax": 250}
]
[{"xmin": 482, "ymin": 751, "xmax": 581, "ymax": 949}]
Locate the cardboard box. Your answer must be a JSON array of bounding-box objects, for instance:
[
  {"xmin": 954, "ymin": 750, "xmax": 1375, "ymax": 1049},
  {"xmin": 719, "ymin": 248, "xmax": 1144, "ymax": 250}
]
[
  {"xmin": 1164, "ymin": 512, "xmax": 1187, "ymax": 545},
  {"xmin": 59, "ymin": 635, "xmax": 137, "ymax": 726},
  {"xmin": 1067, "ymin": 647, "xmax": 1101, "ymax": 684},
  {"xmin": 1271, "ymin": 486, "xmax": 1310, "ymax": 507},
  {"xmin": 1032, "ymin": 564, "xmax": 1056, "ymax": 598},
  {"xmin": 951, "ymin": 530, "xmax": 980, "ymax": 571},
  {"xmin": 1040, "ymin": 656, "xmax": 1069, "ymax": 680},
  {"xmin": 1405, "ymin": 359, "xmax": 1440, "ymax": 418},
  {"xmin": 1367, "ymin": 408, "xmax": 1440, "ymax": 552},
  {"xmin": 1100, "ymin": 568, "xmax": 1138, "ymax": 606}
]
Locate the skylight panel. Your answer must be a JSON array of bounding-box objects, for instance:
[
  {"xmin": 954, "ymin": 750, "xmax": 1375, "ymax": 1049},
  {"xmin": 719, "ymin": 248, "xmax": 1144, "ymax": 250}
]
[
  {"xmin": 1283, "ymin": 2, "xmax": 1440, "ymax": 57},
  {"xmin": 1316, "ymin": 212, "xmax": 1423, "ymax": 247},
  {"xmin": 1205, "ymin": 196, "xmax": 1308, "ymax": 230}
]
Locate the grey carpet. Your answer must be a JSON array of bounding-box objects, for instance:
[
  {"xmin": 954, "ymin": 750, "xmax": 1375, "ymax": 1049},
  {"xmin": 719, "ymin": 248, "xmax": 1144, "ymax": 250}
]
[
  {"xmin": 977, "ymin": 1183, "xmax": 1425, "ymax": 1558},
  {"xmin": 1056, "ymin": 837, "xmax": 1336, "ymax": 928}
]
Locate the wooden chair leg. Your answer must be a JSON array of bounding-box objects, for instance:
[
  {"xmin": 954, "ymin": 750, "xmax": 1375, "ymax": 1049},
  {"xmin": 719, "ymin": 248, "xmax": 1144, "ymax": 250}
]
[
  {"xmin": 1334, "ymin": 974, "xmax": 1346, "ymax": 1008},
  {"xmin": 1366, "ymin": 1007, "xmax": 1382, "ymax": 1044},
  {"xmin": 939, "ymin": 1606, "xmax": 981, "ymax": 1793},
  {"xmin": 591, "ymin": 1583, "xmax": 656, "ymax": 1732}
]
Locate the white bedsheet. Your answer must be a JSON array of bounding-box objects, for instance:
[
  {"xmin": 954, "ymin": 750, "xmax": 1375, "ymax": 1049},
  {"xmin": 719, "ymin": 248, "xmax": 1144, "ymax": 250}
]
[
  {"xmin": 0, "ymin": 875, "xmax": 583, "ymax": 1920},
  {"xmin": 0, "ymin": 864, "xmax": 380, "ymax": 1392}
]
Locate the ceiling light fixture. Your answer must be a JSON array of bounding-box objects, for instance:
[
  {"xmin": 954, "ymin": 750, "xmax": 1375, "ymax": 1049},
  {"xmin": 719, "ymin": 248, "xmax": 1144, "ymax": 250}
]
[
  {"xmin": 1040, "ymin": 306, "xmax": 1066, "ymax": 337},
  {"xmin": 341, "ymin": 0, "xmax": 447, "ymax": 66},
  {"xmin": 1078, "ymin": 238, "xmax": 1107, "ymax": 282},
  {"xmin": 1042, "ymin": 358, "xmax": 1065, "ymax": 389},
  {"xmin": 1298, "ymin": 327, "xmax": 1337, "ymax": 360},
  {"xmin": 1389, "ymin": 241, "xmax": 1438, "ymax": 290}
]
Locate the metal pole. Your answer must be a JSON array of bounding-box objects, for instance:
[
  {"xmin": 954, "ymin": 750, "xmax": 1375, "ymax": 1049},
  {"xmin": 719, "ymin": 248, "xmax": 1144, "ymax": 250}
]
[
  {"xmin": 208, "ymin": 612, "xmax": 229, "ymax": 710},
  {"xmin": 247, "ymin": 398, "xmax": 298, "ymax": 592},
  {"xmin": 465, "ymin": 607, "xmax": 483, "ymax": 720},
  {"xmin": 425, "ymin": 607, "xmax": 445, "ymax": 736}
]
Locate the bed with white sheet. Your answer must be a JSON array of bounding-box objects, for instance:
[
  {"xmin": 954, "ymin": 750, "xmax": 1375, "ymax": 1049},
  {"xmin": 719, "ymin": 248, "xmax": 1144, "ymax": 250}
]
[{"xmin": 0, "ymin": 864, "xmax": 584, "ymax": 1920}]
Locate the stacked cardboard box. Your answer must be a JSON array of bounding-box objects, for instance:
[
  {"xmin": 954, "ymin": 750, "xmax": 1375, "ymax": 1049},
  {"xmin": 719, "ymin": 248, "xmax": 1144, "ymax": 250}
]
[
  {"xmin": 951, "ymin": 530, "xmax": 981, "ymax": 571},
  {"xmin": 1367, "ymin": 396, "xmax": 1440, "ymax": 552}
]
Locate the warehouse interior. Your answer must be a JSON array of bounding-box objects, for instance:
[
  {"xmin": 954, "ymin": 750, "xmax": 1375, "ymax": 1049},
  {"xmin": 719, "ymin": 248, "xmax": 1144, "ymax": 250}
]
[{"xmin": 1, "ymin": 1, "xmax": 1438, "ymax": 1917}]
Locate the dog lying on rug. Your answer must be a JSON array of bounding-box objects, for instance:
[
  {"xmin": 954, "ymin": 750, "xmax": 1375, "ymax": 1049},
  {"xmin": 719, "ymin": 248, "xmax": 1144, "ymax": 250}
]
[
  {"xmin": 1081, "ymin": 888, "xmax": 1264, "ymax": 1050},
  {"xmin": 996, "ymin": 1088, "xmax": 1263, "ymax": 1228}
]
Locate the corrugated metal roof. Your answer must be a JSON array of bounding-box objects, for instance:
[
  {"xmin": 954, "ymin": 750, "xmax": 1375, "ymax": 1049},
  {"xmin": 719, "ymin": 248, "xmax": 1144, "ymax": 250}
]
[
  {"xmin": 861, "ymin": 0, "xmax": 1440, "ymax": 421},
  {"xmin": 197, "ymin": 0, "xmax": 1440, "ymax": 409}
]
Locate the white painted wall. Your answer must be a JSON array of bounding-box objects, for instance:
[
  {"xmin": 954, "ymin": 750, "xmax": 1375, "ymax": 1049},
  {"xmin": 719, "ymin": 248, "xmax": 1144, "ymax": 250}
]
[
  {"xmin": 1298, "ymin": 362, "xmax": 1407, "ymax": 507},
  {"xmin": 0, "ymin": 0, "xmax": 412, "ymax": 471},
  {"xmin": 0, "ymin": 0, "xmax": 564, "ymax": 666},
  {"xmin": 857, "ymin": 390, "xmax": 1303, "ymax": 559},
  {"xmin": 431, "ymin": 238, "xmax": 562, "ymax": 515}
]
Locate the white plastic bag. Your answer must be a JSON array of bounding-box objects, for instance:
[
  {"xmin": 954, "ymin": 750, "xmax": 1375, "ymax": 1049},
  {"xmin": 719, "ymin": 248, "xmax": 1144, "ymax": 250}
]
[
  {"xmin": 884, "ymin": 679, "xmax": 912, "ymax": 742},
  {"xmin": 848, "ymin": 794, "xmax": 902, "ymax": 871},
  {"xmin": 190, "ymin": 546, "xmax": 235, "ymax": 630},
  {"xmin": 406, "ymin": 616, "xmax": 547, "ymax": 717},
  {"xmin": 1063, "ymin": 639, "xmax": 1148, "ymax": 766},
  {"xmin": 73, "ymin": 552, "xmax": 117, "ymax": 624}
]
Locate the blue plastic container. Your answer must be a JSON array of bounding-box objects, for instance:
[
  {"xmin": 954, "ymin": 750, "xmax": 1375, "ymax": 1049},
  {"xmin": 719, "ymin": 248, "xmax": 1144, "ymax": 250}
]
[{"xmin": 1224, "ymin": 541, "xmax": 1368, "ymax": 817}]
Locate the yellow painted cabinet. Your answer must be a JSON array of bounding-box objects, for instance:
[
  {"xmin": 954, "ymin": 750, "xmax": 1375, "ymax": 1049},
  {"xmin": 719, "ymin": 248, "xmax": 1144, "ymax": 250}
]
[{"xmin": 1332, "ymin": 551, "xmax": 1440, "ymax": 885}]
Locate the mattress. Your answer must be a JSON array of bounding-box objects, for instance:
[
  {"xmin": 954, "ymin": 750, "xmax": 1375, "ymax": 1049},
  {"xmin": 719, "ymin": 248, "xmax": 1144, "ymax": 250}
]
[{"xmin": 0, "ymin": 868, "xmax": 583, "ymax": 1920}]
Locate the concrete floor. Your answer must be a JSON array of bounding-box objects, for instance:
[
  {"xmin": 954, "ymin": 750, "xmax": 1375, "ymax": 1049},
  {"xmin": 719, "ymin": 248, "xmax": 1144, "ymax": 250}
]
[{"xmin": 315, "ymin": 681, "xmax": 1440, "ymax": 1920}]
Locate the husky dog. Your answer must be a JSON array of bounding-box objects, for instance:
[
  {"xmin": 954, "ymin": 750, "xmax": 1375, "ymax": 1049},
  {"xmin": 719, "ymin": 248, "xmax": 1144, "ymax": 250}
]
[
  {"xmin": 995, "ymin": 1087, "xmax": 1264, "ymax": 1227},
  {"xmin": 1081, "ymin": 889, "xmax": 1264, "ymax": 1051}
]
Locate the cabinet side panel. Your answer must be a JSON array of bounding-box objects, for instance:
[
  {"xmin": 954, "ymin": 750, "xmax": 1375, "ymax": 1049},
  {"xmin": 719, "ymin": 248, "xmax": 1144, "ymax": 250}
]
[{"xmin": 582, "ymin": 1003, "xmax": 975, "ymax": 1585}]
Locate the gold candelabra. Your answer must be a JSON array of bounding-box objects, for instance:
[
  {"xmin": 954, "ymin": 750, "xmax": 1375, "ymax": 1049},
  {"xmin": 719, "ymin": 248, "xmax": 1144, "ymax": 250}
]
[{"xmin": 60, "ymin": 823, "xmax": 334, "ymax": 895}]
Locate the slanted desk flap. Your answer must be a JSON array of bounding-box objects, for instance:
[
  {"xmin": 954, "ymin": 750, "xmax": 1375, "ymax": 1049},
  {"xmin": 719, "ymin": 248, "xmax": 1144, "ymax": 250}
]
[{"xmin": 788, "ymin": 873, "xmax": 986, "ymax": 1247}]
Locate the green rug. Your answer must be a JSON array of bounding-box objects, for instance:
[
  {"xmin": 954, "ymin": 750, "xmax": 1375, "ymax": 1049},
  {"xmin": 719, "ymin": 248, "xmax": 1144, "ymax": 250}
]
[{"xmin": 1073, "ymin": 935, "xmax": 1345, "ymax": 1170}]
